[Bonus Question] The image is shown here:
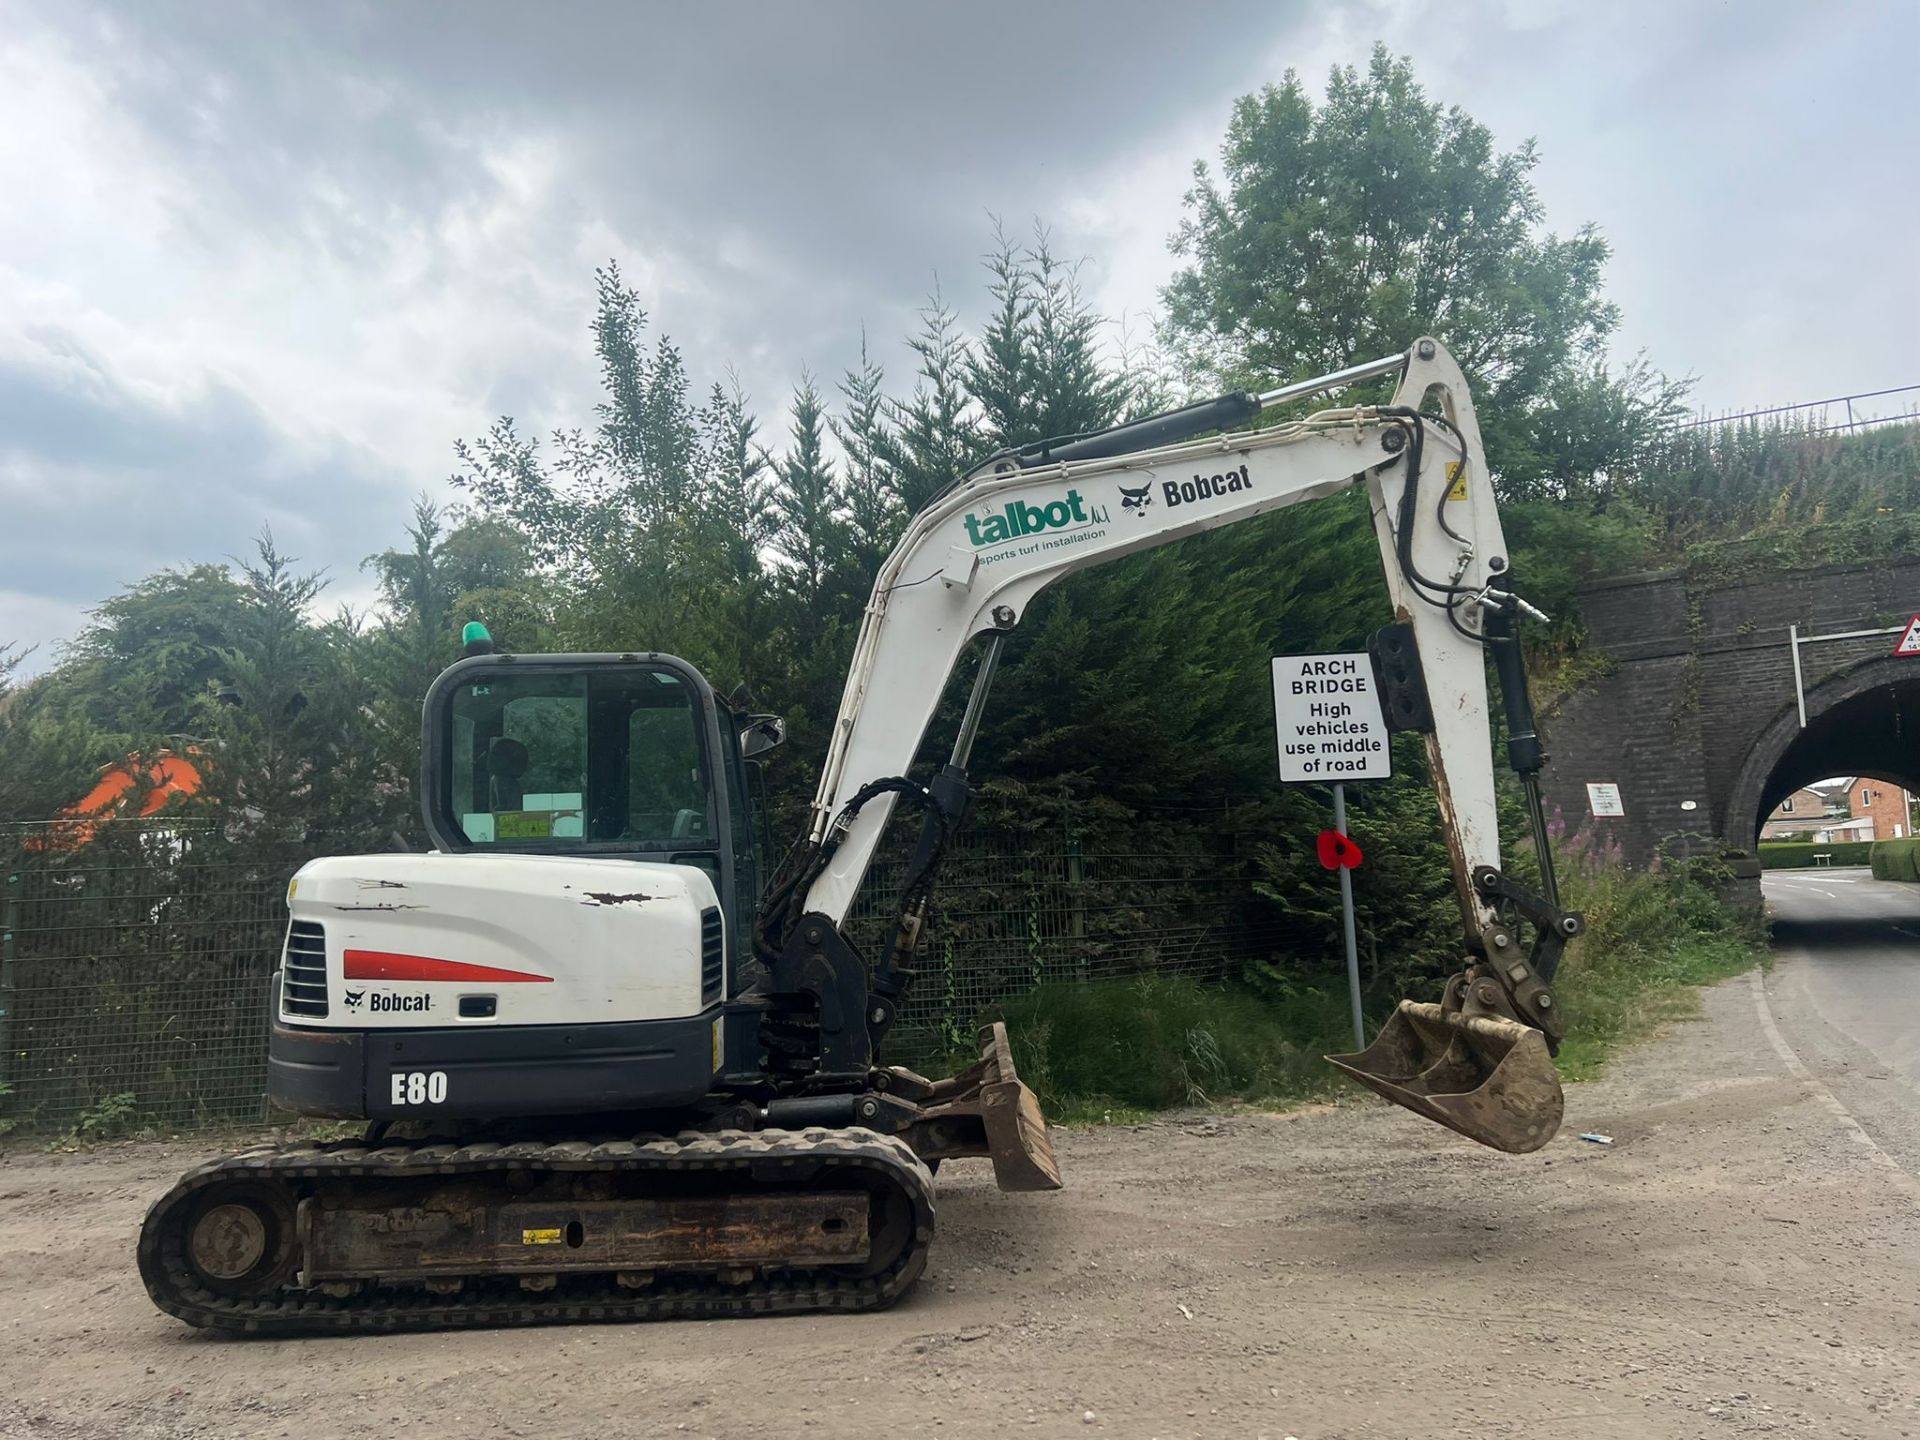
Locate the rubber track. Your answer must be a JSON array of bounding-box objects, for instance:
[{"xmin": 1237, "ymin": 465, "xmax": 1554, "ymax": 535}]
[{"xmin": 137, "ymin": 1128, "xmax": 935, "ymax": 1335}]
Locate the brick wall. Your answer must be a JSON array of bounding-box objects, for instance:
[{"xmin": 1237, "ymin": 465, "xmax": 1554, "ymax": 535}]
[{"xmin": 1538, "ymin": 554, "xmax": 1920, "ymax": 877}]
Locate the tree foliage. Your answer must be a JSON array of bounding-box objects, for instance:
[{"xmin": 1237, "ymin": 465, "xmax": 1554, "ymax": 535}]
[
  {"xmin": 0, "ymin": 645, "xmax": 101, "ymax": 826},
  {"xmin": 1163, "ymin": 44, "xmax": 1687, "ymax": 499}
]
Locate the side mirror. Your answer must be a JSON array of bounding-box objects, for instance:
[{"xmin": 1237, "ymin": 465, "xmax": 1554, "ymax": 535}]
[{"xmin": 740, "ymin": 714, "xmax": 786, "ymax": 761}]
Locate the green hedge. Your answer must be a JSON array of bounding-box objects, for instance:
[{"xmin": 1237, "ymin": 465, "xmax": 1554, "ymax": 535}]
[
  {"xmin": 1759, "ymin": 840, "xmax": 1876, "ymax": 870},
  {"xmin": 1870, "ymin": 837, "xmax": 1920, "ymax": 881}
]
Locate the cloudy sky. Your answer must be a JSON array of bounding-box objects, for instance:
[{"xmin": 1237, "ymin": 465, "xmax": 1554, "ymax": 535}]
[{"xmin": 4, "ymin": 0, "xmax": 1914, "ymax": 669}]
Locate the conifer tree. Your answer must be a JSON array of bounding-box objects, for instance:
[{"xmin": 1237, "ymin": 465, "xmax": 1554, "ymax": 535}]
[
  {"xmin": 361, "ymin": 499, "xmax": 462, "ymax": 801},
  {"xmin": 0, "ymin": 645, "xmax": 102, "ymax": 827},
  {"xmin": 879, "ymin": 288, "xmax": 981, "ymax": 514},
  {"xmin": 703, "ymin": 373, "xmax": 777, "ymax": 583},
  {"xmin": 771, "ymin": 371, "xmax": 845, "ymax": 616},
  {"xmin": 831, "ymin": 331, "xmax": 903, "ymax": 573},
  {"xmin": 965, "ymin": 221, "xmax": 1041, "ymax": 451},
  {"xmin": 1024, "ymin": 227, "xmax": 1127, "ymax": 440}
]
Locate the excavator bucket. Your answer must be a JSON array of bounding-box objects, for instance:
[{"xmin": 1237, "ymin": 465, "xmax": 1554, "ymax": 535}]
[
  {"xmin": 899, "ymin": 1022, "xmax": 1063, "ymax": 1191},
  {"xmin": 1326, "ymin": 1001, "xmax": 1564, "ymax": 1154}
]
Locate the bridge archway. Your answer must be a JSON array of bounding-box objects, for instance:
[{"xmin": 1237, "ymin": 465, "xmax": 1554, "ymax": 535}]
[
  {"xmin": 1725, "ymin": 655, "xmax": 1920, "ymax": 850},
  {"xmin": 1539, "ymin": 556, "xmax": 1920, "ymax": 879}
]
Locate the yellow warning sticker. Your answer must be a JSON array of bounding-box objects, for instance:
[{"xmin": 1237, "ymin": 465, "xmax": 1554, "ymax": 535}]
[
  {"xmin": 711, "ymin": 1017, "xmax": 724, "ymax": 1073},
  {"xmin": 1444, "ymin": 462, "xmax": 1468, "ymax": 501},
  {"xmin": 496, "ymin": 811, "xmax": 554, "ymax": 839},
  {"xmin": 521, "ymin": 1228, "xmax": 564, "ymax": 1246}
]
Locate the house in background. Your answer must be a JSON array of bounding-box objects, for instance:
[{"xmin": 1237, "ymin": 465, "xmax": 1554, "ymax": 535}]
[
  {"xmin": 1849, "ymin": 779, "xmax": 1913, "ymax": 841},
  {"xmin": 1761, "ymin": 776, "xmax": 1915, "ymax": 844},
  {"xmin": 1760, "ymin": 780, "xmax": 1851, "ymax": 841}
]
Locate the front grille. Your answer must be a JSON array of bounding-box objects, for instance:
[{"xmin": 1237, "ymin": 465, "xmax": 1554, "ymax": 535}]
[
  {"xmin": 700, "ymin": 907, "xmax": 724, "ymax": 1006},
  {"xmin": 281, "ymin": 920, "xmax": 329, "ymax": 1019}
]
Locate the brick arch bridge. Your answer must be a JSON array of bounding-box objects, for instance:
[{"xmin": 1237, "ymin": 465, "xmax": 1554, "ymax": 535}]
[{"xmin": 1538, "ymin": 552, "xmax": 1920, "ymax": 896}]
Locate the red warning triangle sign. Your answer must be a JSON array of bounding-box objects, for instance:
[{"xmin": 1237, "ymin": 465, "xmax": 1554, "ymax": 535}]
[{"xmin": 1896, "ymin": 614, "xmax": 1920, "ymax": 657}]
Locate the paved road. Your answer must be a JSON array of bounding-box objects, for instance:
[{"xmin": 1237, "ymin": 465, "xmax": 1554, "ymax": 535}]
[{"xmin": 1762, "ymin": 865, "xmax": 1920, "ymax": 1175}]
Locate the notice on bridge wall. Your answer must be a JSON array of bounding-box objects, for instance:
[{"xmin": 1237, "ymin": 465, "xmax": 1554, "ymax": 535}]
[
  {"xmin": 1271, "ymin": 652, "xmax": 1391, "ymax": 783},
  {"xmin": 1586, "ymin": 782, "xmax": 1626, "ymax": 818}
]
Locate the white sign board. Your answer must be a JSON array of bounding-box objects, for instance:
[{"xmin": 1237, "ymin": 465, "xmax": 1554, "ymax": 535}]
[
  {"xmin": 1586, "ymin": 782, "xmax": 1626, "ymax": 818},
  {"xmin": 1271, "ymin": 652, "xmax": 1391, "ymax": 782},
  {"xmin": 1895, "ymin": 614, "xmax": 1920, "ymax": 657}
]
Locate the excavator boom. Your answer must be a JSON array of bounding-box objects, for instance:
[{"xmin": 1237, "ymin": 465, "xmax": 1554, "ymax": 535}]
[{"xmin": 760, "ymin": 336, "xmax": 1577, "ymax": 1153}]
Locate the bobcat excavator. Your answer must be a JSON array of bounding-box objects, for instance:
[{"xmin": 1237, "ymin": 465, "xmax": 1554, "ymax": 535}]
[{"xmin": 139, "ymin": 336, "xmax": 1582, "ymax": 1334}]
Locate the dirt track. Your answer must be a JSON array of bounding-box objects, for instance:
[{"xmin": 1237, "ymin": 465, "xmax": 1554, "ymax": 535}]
[{"xmin": 4, "ymin": 967, "xmax": 1918, "ymax": 1440}]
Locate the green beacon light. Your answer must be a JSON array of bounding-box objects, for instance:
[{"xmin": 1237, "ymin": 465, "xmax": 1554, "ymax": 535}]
[{"xmin": 462, "ymin": 620, "xmax": 494, "ymax": 657}]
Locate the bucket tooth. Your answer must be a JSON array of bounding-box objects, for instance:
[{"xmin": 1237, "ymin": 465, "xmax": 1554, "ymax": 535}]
[{"xmin": 1327, "ymin": 1000, "xmax": 1564, "ymax": 1154}]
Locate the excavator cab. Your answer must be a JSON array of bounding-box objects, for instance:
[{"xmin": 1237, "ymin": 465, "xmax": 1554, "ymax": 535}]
[{"xmin": 419, "ymin": 651, "xmax": 794, "ymax": 1002}]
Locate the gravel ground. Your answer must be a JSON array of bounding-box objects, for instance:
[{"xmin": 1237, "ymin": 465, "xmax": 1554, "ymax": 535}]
[{"xmin": 3, "ymin": 965, "xmax": 1917, "ymax": 1440}]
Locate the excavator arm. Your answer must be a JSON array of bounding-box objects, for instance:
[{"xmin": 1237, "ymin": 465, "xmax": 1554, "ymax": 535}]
[{"xmin": 756, "ymin": 336, "xmax": 1579, "ymax": 1155}]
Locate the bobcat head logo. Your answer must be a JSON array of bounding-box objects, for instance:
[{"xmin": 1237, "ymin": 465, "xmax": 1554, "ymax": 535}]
[
  {"xmin": 344, "ymin": 989, "xmax": 365, "ymax": 1010},
  {"xmin": 1119, "ymin": 483, "xmax": 1153, "ymax": 515}
]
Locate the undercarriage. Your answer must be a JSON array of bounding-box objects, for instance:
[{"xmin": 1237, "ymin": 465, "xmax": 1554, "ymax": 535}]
[{"xmin": 139, "ymin": 1024, "xmax": 1058, "ymax": 1334}]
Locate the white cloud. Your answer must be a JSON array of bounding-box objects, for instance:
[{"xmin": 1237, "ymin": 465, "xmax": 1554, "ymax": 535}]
[{"xmin": 2, "ymin": 0, "xmax": 1914, "ymax": 674}]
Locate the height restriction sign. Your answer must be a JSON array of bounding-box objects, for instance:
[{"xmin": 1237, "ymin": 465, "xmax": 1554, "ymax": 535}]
[
  {"xmin": 1271, "ymin": 652, "xmax": 1392, "ymax": 783},
  {"xmin": 1894, "ymin": 614, "xmax": 1920, "ymax": 657}
]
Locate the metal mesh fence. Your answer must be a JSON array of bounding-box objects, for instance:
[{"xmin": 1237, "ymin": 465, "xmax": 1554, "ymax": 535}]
[
  {"xmin": 852, "ymin": 831, "xmax": 1274, "ymax": 1070},
  {"xmin": 0, "ymin": 818, "xmax": 1271, "ymax": 1134},
  {"xmin": 0, "ymin": 821, "xmax": 312, "ymax": 1132}
]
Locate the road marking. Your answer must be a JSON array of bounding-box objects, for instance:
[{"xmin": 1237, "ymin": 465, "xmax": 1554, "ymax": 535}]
[{"xmin": 1749, "ymin": 969, "xmax": 1920, "ymax": 1203}]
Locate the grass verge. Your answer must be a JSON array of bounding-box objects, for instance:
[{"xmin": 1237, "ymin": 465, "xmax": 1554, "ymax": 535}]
[
  {"xmin": 1552, "ymin": 932, "xmax": 1762, "ymax": 1081},
  {"xmin": 970, "ymin": 852, "xmax": 1765, "ymax": 1124},
  {"xmin": 1547, "ymin": 852, "xmax": 1766, "ymax": 1081},
  {"xmin": 974, "ymin": 974, "xmax": 1352, "ymax": 1125}
]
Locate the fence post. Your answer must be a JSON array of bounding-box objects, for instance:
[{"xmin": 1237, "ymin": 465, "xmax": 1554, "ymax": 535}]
[
  {"xmin": 0, "ymin": 864, "xmax": 18, "ymax": 1123},
  {"xmin": 1063, "ymin": 796, "xmax": 1088, "ymax": 984},
  {"xmin": 1065, "ymin": 838, "xmax": 1086, "ymax": 944}
]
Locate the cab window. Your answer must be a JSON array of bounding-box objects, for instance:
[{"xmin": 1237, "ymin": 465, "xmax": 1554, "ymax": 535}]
[{"xmin": 445, "ymin": 668, "xmax": 711, "ymax": 847}]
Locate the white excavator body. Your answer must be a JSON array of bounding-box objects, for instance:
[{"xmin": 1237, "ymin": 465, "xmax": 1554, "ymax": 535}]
[{"xmin": 139, "ymin": 337, "xmax": 1584, "ymax": 1335}]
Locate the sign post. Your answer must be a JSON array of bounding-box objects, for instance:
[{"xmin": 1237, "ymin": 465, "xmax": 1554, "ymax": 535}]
[
  {"xmin": 1331, "ymin": 782, "xmax": 1363, "ymax": 1048},
  {"xmin": 1271, "ymin": 652, "xmax": 1392, "ymax": 1049}
]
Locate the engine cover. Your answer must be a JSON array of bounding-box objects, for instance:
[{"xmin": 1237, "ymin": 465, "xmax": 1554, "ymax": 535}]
[{"xmin": 278, "ymin": 852, "xmax": 724, "ymax": 1030}]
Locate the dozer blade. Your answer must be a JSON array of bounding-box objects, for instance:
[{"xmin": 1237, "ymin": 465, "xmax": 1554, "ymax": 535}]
[
  {"xmin": 903, "ymin": 1021, "xmax": 1063, "ymax": 1191},
  {"xmin": 974, "ymin": 1021, "xmax": 1063, "ymax": 1191},
  {"xmin": 1326, "ymin": 1000, "xmax": 1564, "ymax": 1154}
]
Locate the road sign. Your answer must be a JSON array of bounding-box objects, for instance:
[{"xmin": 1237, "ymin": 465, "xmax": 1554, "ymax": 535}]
[
  {"xmin": 1586, "ymin": 782, "xmax": 1625, "ymax": 818},
  {"xmin": 1270, "ymin": 652, "xmax": 1391, "ymax": 783},
  {"xmin": 1895, "ymin": 614, "xmax": 1920, "ymax": 657},
  {"xmin": 1272, "ymin": 651, "xmax": 1388, "ymax": 1049}
]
